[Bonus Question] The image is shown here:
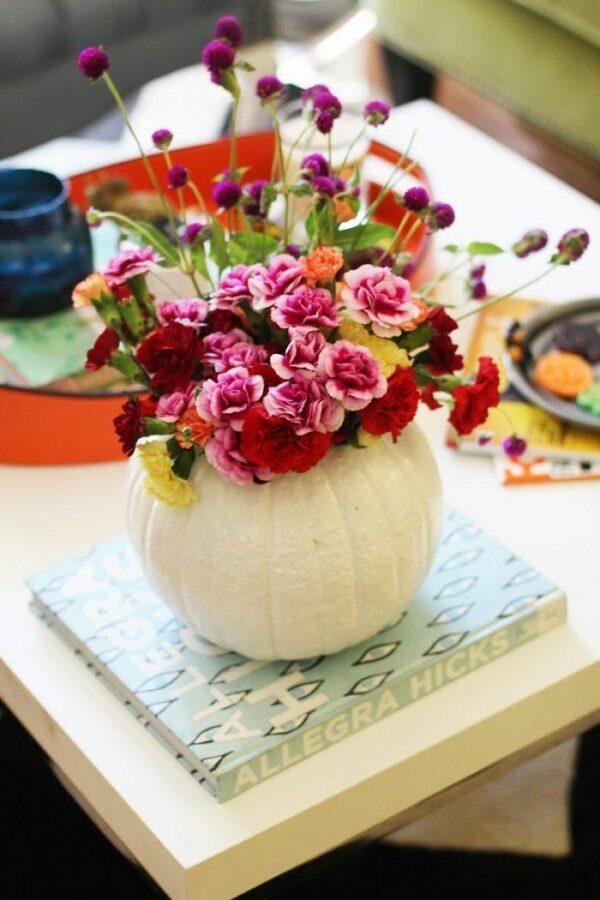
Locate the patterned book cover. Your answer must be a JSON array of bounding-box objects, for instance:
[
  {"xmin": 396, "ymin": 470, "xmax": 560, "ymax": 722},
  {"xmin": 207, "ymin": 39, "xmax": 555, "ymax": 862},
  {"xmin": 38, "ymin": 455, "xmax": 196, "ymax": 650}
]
[{"xmin": 28, "ymin": 509, "xmax": 566, "ymax": 802}]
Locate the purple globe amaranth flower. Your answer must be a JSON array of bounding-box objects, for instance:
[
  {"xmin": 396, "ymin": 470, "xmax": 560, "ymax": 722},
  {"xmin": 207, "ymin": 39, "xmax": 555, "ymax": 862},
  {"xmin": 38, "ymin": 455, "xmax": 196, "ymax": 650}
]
[
  {"xmin": 214, "ymin": 14, "xmax": 243, "ymax": 49},
  {"xmin": 471, "ymin": 263, "xmax": 486, "ymax": 279},
  {"xmin": 285, "ymin": 244, "xmax": 302, "ymax": 258},
  {"xmin": 300, "ymin": 152, "xmax": 329, "ymax": 180},
  {"xmin": 478, "ymin": 433, "xmax": 492, "ymax": 446},
  {"xmin": 77, "ymin": 46, "xmax": 110, "ymax": 81},
  {"xmin": 512, "ymin": 228, "xmax": 548, "ymax": 258},
  {"xmin": 502, "ymin": 434, "xmax": 527, "ymax": 458},
  {"xmin": 471, "ymin": 279, "xmax": 487, "ymax": 300},
  {"xmin": 364, "ymin": 99, "xmax": 390, "ymax": 126},
  {"xmin": 302, "ymin": 83, "xmax": 329, "ymax": 105},
  {"xmin": 202, "ymin": 40, "xmax": 235, "ymax": 81},
  {"xmin": 332, "ymin": 175, "xmax": 347, "ymax": 194},
  {"xmin": 182, "ymin": 222, "xmax": 208, "ymax": 245},
  {"xmin": 152, "ymin": 128, "xmax": 173, "ymax": 150},
  {"xmin": 312, "ymin": 175, "xmax": 337, "ymax": 197},
  {"xmin": 431, "ymin": 202, "xmax": 455, "ymax": 230},
  {"xmin": 313, "ymin": 90, "xmax": 342, "ymax": 117},
  {"xmin": 212, "ymin": 179, "xmax": 241, "ymax": 209},
  {"xmin": 256, "ymin": 75, "xmax": 285, "ymax": 102},
  {"xmin": 315, "ymin": 110, "xmax": 334, "ymax": 135},
  {"xmin": 167, "ymin": 165, "xmax": 188, "ymax": 190},
  {"xmin": 556, "ymin": 228, "xmax": 590, "ymax": 263},
  {"xmin": 403, "ymin": 186, "xmax": 429, "ymax": 212},
  {"xmin": 241, "ymin": 179, "xmax": 268, "ymax": 217}
]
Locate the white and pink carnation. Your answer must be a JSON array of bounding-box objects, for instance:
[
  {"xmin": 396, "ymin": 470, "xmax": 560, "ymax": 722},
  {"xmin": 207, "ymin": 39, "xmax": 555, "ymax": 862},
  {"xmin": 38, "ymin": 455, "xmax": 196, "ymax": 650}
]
[
  {"xmin": 318, "ymin": 340, "xmax": 386, "ymax": 410},
  {"xmin": 103, "ymin": 247, "xmax": 159, "ymax": 287},
  {"xmin": 155, "ymin": 384, "xmax": 196, "ymax": 422},
  {"xmin": 264, "ymin": 379, "xmax": 344, "ymax": 435},
  {"xmin": 210, "ymin": 264, "xmax": 259, "ymax": 311},
  {"xmin": 217, "ymin": 340, "xmax": 268, "ymax": 373},
  {"xmin": 248, "ymin": 254, "xmax": 306, "ymax": 311},
  {"xmin": 341, "ymin": 264, "xmax": 421, "ymax": 337},
  {"xmin": 157, "ymin": 298, "xmax": 208, "ymax": 328},
  {"xmin": 197, "ymin": 366, "xmax": 264, "ymax": 431},
  {"xmin": 205, "ymin": 427, "xmax": 273, "ymax": 486},
  {"xmin": 271, "ymin": 286, "xmax": 342, "ymax": 331},
  {"xmin": 271, "ymin": 327, "xmax": 326, "ymax": 381},
  {"xmin": 202, "ymin": 328, "xmax": 251, "ymax": 370}
]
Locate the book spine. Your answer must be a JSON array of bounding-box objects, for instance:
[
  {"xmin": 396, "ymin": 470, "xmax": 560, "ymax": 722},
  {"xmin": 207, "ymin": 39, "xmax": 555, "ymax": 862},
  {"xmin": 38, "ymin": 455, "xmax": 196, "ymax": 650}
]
[{"xmin": 215, "ymin": 591, "xmax": 566, "ymax": 802}]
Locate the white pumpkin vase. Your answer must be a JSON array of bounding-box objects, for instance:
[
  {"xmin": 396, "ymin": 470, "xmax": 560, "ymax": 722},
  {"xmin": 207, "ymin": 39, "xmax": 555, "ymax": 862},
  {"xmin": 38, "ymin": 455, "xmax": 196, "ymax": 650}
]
[{"xmin": 127, "ymin": 423, "xmax": 443, "ymax": 660}]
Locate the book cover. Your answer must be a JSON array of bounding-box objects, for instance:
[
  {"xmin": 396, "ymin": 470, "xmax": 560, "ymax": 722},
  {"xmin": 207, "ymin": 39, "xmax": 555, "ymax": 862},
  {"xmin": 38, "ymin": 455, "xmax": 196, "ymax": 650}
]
[
  {"xmin": 450, "ymin": 297, "xmax": 600, "ymax": 466},
  {"xmin": 28, "ymin": 509, "xmax": 566, "ymax": 802}
]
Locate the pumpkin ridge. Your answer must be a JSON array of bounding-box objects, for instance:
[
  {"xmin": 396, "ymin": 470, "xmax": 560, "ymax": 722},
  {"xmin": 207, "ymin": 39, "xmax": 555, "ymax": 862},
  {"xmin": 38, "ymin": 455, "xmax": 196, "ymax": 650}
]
[
  {"xmin": 320, "ymin": 459, "xmax": 358, "ymax": 640},
  {"xmin": 263, "ymin": 484, "xmax": 277, "ymax": 659}
]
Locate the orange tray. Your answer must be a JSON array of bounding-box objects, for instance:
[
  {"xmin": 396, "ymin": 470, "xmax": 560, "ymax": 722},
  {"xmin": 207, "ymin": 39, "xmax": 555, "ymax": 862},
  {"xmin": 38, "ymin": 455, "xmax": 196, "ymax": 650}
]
[{"xmin": 0, "ymin": 132, "xmax": 433, "ymax": 466}]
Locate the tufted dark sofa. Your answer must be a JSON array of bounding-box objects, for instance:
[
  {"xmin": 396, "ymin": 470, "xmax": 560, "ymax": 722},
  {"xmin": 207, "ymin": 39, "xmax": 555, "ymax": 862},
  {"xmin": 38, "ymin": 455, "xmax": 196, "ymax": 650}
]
[{"xmin": 0, "ymin": 0, "xmax": 270, "ymax": 157}]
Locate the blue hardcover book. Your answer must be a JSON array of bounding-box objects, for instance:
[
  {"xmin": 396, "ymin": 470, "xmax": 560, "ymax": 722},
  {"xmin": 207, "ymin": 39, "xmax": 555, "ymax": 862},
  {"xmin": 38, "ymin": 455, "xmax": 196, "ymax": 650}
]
[{"xmin": 28, "ymin": 509, "xmax": 566, "ymax": 801}]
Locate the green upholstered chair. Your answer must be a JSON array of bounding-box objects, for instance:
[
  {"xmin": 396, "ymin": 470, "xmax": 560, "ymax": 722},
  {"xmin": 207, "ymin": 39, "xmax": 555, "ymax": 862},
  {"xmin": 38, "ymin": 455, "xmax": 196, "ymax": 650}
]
[{"xmin": 364, "ymin": 0, "xmax": 600, "ymax": 162}]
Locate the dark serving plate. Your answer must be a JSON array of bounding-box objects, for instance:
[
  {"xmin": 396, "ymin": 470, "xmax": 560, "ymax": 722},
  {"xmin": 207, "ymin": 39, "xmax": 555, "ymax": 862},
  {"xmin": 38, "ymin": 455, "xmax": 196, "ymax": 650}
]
[{"xmin": 503, "ymin": 297, "xmax": 600, "ymax": 433}]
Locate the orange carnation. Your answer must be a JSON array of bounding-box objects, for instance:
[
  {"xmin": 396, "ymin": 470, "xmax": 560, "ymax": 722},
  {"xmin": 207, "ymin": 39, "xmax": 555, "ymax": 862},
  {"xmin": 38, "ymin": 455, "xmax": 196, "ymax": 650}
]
[
  {"xmin": 175, "ymin": 408, "xmax": 214, "ymax": 449},
  {"xmin": 334, "ymin": 199, "xmax": 355, "ymax": 223},
  {"xmin": 305, "ymin": 246, "xmax": 344, "ymax": 285},
  {"xmin": 401, "ymin": 297, "xmax": 430, "ymax": 332},
  {"xmin": 72, "ymin": 272, "xmax": 110, "ymax": 308}
]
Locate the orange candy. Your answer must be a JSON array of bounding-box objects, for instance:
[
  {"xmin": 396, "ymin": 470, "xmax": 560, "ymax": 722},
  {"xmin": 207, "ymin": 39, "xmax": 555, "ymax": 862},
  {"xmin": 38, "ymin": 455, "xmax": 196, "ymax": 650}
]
[{"xmin": 533, "ymin": 351, "xmax": 594, "ymax": 399}]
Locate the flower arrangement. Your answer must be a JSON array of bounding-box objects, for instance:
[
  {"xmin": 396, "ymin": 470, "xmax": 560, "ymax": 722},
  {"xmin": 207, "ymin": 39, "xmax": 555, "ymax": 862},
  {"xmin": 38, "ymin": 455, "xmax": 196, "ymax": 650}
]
[{"xmin": 74, "ymin": 17, "xmax": 589, "ymax": 507}]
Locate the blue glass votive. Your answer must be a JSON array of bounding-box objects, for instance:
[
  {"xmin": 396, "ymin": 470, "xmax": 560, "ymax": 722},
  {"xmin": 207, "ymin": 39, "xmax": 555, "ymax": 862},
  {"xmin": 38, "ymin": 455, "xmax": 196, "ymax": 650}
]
[{"xmin": 0, "ymin": 168, "xmax": 92, "ymax": 318}]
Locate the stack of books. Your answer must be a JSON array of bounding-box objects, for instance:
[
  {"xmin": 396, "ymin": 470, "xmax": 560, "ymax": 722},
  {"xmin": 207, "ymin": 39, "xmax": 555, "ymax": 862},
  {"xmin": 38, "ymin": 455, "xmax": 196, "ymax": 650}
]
[{"xmin": 29, "ymin": 509, "xmax": 565, "ymax": 802}]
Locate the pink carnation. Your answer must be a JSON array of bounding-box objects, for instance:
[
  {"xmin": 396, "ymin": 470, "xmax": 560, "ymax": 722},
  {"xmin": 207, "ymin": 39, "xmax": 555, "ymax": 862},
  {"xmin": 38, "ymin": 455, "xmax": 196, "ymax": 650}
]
[
  {"xmin": 264, "ymin": 379, "xmax": 344, "ymax": 435},
  {"xmin": 210, "ymin": 265, "xmax": 259, "ymax": 311},
  {"xmin": 157, "ymin": 298, "xmax": 208, "ymax": 328},
  {"xmin": 205, "ymin": 427, "xmax": 273, "ymax": 486},
  {"xmin": 248, "ymin": 254, "xmax": 306, "ymax": 311},
  {"xmin": 104, "ymin": 247, "xmax": 159, "ymax": 287},
  {"xmin": 318, "ymin": 340, "xmax": 386, "ymax": 410},
  {"xmin": 271, "ymin": 286, "xmax": 342, "ymax": 331},
  {"xmin": 217, "ymin": 340, "xmax": 268, "ymax": 373},
  {"xmin": 155, "ymin": 385, "xmax": 196, "ymax": 422},
  {"xmin": 270, "ymin": 328, "xmax": 326, "ymax": 381},
  {"xmin": 202, "ymin": 328, "xmax": 250, "ymax": 370},
  {"xmin": 197, "ymin": 366, "xmax": 263, "ymax": 431},
  {"xmin": 341, "ymin": 264, "xmax": 421, "ymax": 337}
]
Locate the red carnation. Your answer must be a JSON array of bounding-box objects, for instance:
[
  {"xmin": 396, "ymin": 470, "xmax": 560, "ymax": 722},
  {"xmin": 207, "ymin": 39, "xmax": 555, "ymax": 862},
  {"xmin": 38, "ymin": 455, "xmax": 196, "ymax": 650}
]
[
  {"xmin": 85, "ymin": 328, "xmax": 119, "ymax": 371},
  {"xmin": 113, "ymin": 395, "xmax": 157, "ymax": 456},
  {"xmin": 136, "ymin": 323, "xmax": 203, "ymax": 392},
  {"xmin": 241, "ymin": 407, "xmax": 332, "ymax": 474},
  {"xmin": 247, "ymin": 363, "xmax": 283, "ymax": 391},
  {"xmin": 449, "ymin": 356, "xmax": 500, "ymax": 435},
  {"xmin": 358, "ymin": 366, "xmax": 419, "ymax": 441},
  {"xmin": 205, "ymin": 308, "xmax": 243, "ymax": 333},
  {"xmin": 428, "ymin": 306, "xmax": 458, "ymax": 334},
  {"xmin": 427, "ymin": 333, "xmax": 464, "ymax": 376},
  {"xmin": 419, "ymin": 383, "xmax": 442, "ymax": 410}
]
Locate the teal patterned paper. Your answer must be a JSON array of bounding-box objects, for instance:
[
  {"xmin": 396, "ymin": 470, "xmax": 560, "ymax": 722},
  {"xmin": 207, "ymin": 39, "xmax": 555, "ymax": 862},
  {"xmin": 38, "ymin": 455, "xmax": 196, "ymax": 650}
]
[{"xmin": 28, "ymin": 509, "xmax": 566, "ymax": 801}]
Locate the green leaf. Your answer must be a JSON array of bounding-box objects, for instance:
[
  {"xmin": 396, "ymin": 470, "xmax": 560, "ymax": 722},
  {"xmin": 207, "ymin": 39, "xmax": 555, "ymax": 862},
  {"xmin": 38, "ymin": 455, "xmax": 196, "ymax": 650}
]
[
  {"xmin": 288, "ymin": 182, "xmax": 313, "ymax": 197},
  {"xmin": 190, "ymin": 245, "xmax": 211, "ymax": 282},
  {"xmin": 166, "ymin": 438, "xmax": 196, "ymax": 479},
  {"xmin": 395, "ymin": 323, "xmax": 433, "ymax": 352},
  {"xmin": 208, "ymin": 219, "xmax": 229, "ymax": 273},
  {"xmin": 119, "ymin": 298, "xmax": 145, "ymax": 341},
  {"xmin": 467, "ymin": 241, "xmax": 503, "ymax": 256},
  {"xmin": 234, "ymin": 59, "xmax": 255, "ymax": 72},
  {"xmin": 121, "ymin": 222, "xmax": 179, "ymax": 266},
  {"xmin": 228, "ymin": 232, "xmax": 277, "ymax": 266},
  {"xmin": 444, "ymin": 243, "xmax": 459, "ymax": 254},
  {"xmin": 334, "ymin": 221, "xmax": 396, "ymax": 250},
  {"xmin": 260, "ymin": 182, "xmax": 278, "ymax": 217},
  {"xmin": 143, "ymin": 418, "xmax": 175, "ymax": 436}
]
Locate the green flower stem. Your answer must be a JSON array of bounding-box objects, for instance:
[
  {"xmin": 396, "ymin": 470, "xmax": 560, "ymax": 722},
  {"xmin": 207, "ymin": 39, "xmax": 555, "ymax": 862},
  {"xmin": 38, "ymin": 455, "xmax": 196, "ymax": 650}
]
[
  {"xmin": 92, "ymin": 209, "xmax": 174, "ymax": 257},
  {"xmin": 418, "ymin": 254, "xmax": 470, "ymax": 300},
  {"xmin": 283, "ymin": 120, "xmax": 314, "ymax": 181},
  {"xmin": 229, "ymin": 89, "xmax": 240, "ymax": 178},
  {"xmin": 400, "ymin": 216, "xmax": 422, "ymax": 252},
  {"xmin": 101, "ymin": 73, "xmax": 173, "ymax": 225},
  {"xmin": 268, "ymin": 103, "xmax": 288, "ymax": 244},
  {"xmin": 339, "ymin": 122, "xmax": 367, "ymax": 173},
  {"xmin": 349, "ymin": 151, "xmax": 419, "ymax": 252},
  {"xmin": 389, "ymin": 210, "xmax": 410, "ymax": 252},
  {"xmin": 187, "ymin": 180, "xmax": 208, "ymax": 217},
  {"xmin": 456, "ymin": 263, "xmax": 559, "ymax": 321},
  {"xmin": 327, "ymin": 130, "xmax": 332, "ymax": 169}
]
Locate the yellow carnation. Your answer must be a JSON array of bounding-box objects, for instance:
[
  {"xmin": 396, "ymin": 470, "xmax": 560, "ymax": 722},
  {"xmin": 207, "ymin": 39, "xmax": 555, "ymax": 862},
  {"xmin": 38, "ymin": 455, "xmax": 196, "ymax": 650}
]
[
  {"xmin": 137, "ymin": 441, "xmax": 197, "ymax": 508},
  {"xmin": 357, "ymin": 427, "xmax": 381, "ymax": 447},
  {"xmin": 338, "ymin": 317, "xmax": 411, "ymax": 376}
]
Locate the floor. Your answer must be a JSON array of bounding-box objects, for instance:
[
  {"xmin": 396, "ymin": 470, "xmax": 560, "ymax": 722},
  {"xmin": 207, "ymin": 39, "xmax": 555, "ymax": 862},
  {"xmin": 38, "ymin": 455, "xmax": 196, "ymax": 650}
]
[{"xmin": 2, "ymin": 705, "xmax": 599, "ymax": 899}]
